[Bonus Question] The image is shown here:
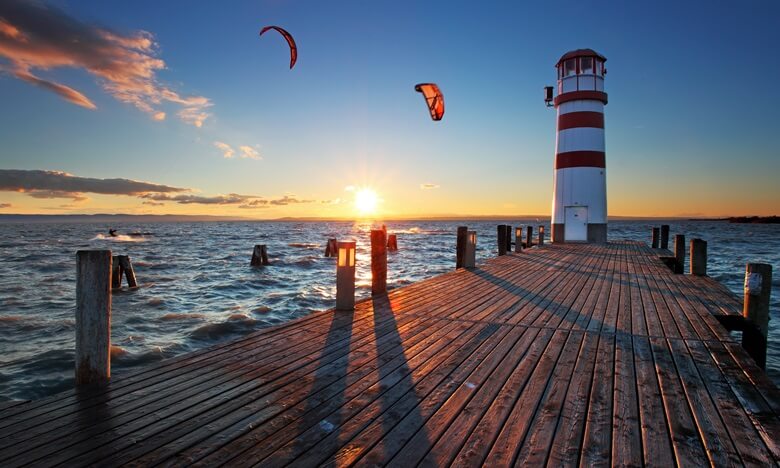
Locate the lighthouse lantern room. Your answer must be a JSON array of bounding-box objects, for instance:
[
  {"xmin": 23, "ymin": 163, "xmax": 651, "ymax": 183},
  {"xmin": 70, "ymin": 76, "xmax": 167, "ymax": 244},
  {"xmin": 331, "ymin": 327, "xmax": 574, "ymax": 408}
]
[{"xmin": 549, "ymin": 49, "xmax": 608, "ymax": 243}]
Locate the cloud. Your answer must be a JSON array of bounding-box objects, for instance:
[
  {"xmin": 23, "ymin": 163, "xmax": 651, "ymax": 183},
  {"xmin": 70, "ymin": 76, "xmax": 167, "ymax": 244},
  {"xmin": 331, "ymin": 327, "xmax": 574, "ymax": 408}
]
[
  {"xmin": 0, "ymin": 0, "xmax": 211, "ymax": 125},
  {"xmin": 141, "ymin": 200, "xmax": 164, "ymax": 206},
  {"xmin": 320, "ymin": 198, "xmax": 341, "ymax": 205},
  {"xmin": 0, "ymin": 203, "xmax": 11, "ymax": 208},
  {"xmin": 344, "ymin": 185, "xmax": 355, "ymax": 192},
  {"xmin": 140, "ymin": 192, "xmax": 255, "ymax": 205},
  {"xmin": 238, "ymin": 199, "xmax": 269, "ymax": 209},
  {"xmin": 420, "ymin": 183, "xmax": 440, "ymax": 190},
  {"xmin": 0, "ymin": 169, "xmax": 187, "ymax": 201},
  {"xmin": 214, "ymin": 141, "xmax": 234, "ymax": 159},
  {"xmin": 269, "ymin": 195, "xmax": 314, "ymax": 206},
  {"xmin": 239, "ymin": 145, "xmax": 260, "ymax": 160}
]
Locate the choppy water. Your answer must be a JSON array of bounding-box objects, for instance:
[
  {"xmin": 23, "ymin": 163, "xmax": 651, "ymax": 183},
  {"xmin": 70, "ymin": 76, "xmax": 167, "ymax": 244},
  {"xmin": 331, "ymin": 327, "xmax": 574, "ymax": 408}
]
[{"xmin": 0, "ymin": 220, "xmax": 778, "ymax": 401}]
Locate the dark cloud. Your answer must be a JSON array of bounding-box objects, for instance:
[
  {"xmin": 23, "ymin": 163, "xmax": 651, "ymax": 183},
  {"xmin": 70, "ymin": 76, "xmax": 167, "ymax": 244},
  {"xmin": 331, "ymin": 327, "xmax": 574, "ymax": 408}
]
[
  {"xmin": 269, "ymin": 195, "xmax": 314, "ymax": 206},
  {"xmin": 141, "ymin": 200, "xmax": 164, "ymax": 206},
  {"xmin": 0, "ymin": 203, "xmax": 11, "ymax": 208},
  {"xmin": 0, "ymin": 169, "xmax": 187, "ymax": 201},
  {"xmin": 0, "ymin": 0, "xmax": 210, "ymax": 125},
  {"xmin": 141, "ymin": 192, "xmax": 256, "ymax": 205}
]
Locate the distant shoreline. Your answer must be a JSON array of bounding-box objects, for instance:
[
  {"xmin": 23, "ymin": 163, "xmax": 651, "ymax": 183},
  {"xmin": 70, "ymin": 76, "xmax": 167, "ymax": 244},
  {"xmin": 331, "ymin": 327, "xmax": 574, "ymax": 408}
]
[{"xmin": 0, "ymin": 213, "xmax": 769, "ymax": 224}]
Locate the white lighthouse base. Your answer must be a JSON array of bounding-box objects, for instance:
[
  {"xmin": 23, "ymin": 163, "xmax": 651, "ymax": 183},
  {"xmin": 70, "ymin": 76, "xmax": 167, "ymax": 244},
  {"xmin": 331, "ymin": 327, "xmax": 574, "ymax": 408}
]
[{"xmin": 552, "ymin": 223, "xmax": 607, "ymax": 243}]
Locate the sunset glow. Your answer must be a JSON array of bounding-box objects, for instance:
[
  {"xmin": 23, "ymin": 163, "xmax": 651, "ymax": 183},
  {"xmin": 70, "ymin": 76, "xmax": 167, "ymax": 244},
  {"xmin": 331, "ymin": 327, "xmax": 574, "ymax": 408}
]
[{"xmin": 354, "ymin": 188, "xmax": 378, "ymax": 216}]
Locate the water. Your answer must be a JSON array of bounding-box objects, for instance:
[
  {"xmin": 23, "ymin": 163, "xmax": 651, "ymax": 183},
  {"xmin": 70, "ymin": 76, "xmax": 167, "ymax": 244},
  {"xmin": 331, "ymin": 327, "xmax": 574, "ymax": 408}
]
[{"xmin": 0, "ymin": 220, "xmax": 778, "ymax": 401}]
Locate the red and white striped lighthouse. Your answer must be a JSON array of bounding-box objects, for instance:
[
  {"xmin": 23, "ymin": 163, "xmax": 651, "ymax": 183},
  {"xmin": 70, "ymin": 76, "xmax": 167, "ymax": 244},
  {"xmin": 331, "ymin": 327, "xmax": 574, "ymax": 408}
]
[{"xmin": 548, "ymin": 49, "xmax": 608, "ymax": 243}]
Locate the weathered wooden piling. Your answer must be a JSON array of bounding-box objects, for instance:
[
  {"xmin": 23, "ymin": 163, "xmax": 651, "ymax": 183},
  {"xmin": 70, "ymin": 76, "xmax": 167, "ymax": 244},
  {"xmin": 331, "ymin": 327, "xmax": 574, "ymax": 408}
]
[
  {"xmin": 335, "ymin": 241, "xmax": 356, "ymax": 310},
  {"xmin": 251, "ymin": 245, "xmax": 269, "ymax": 266},
  {"xmin": 742, "ymin": 263, "xmax": 772, "ymax": 369},
  {"xmin": 660, "ymin": 224, "xmax": 670, "ymax": 249},
  {"xmin": 497, "ymin": 225, "xmax": 507, "ymax": 256},
  {"xmin": 504, "ymin": 225, "xmax": 512, "ymax": 253},
  {"xmin": 75, "ymin": 250, "xmax": 112, "ymax": 386},
  {"xmin": 456, "ymin": 226, "xmax": 468, "ymax": 268},
  {"xmin": 463, "ymin": 230, "xmax": 477, "ymax": 269},
  {"xmin": 651, "ymin": 227, "xmax": 660, "ymax": 248},
  {"xmin": 526, "ymin": 226, "xmax": 533, "ymax": 248},
  {"xmin": 538, "ymin": 225, "xmax": 545, "ymax": 246},
  {"xmin": 514, "ymin": 227, "xmax": 523, "ymax": 253},
  {"xmin": 111, "ymin": 255, "xmax": 122, "ymax": 289},
  {"xmin": 371, "ymin": 229, "xmax": 387, "ymax": 295},
  {"xmin": 673, "ymin": 234, "xmax": 685, "ymax": 274},
  {"xmin": 117, "ymin": 255, "xmax": 137, "ymax": 288},
  {"xmin": 387, "ymin": 234, "xmax": 398, "ymax": 251},
  {"xmin": 690, "ymin": 238, "xmax": 707, "ymax": 276},
  {"xmin": 324, "ymin": 238, "xmax": 338, "ymax": 257}
]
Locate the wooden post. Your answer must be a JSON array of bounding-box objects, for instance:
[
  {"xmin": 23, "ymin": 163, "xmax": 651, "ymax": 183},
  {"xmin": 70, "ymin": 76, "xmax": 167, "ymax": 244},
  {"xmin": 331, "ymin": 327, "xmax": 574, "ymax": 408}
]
[
  {"xmin": 538, "ymin": 226, "xmax": 545, "ymax": 246},
  {"xmin": 456, "ymin": 226, "xmax": 468, "ymax": 268},
  {"xmin": 651, "ymin": 227, "xmax": 660, "ymax": 249},
  {"xmin": 251, "ymin": 245, "xmax": 269, "ymax": 266},
  {"xmin": 111, "ymin": 255, "xmax": 122, "ymax": 289},
  {"xmin": 76, "ymin": 250, "xmax": 112, "ymax": 386},
  {"xmin": 526, "ymin": 226, "xmax": 533, "ymax": 248},
  {"xmin": 371, "ymin": 230, "xmax": 387, "ymax": 295},
  {"xmin": 336, "ymin": 241, "xmax": 356, "ymax": 310},
  {"xmin": 504, "ymin": 225, "xmax": 512, "ymax": 253},
  {"xmin": 117, "ymin": 255, "xmax": 138, "ymax": 288},
  {"xmin": 497, "ymin": 225, "xmax": 507, "ymax": 256},
  {"xmin": 690, "ymin": 239, "xmax": 707, "ymax": 276},
  {"xmin": 514, "ymin": 227, "xmax": 523, "ymax": 253},
  {"xmin": 673, "ymin": 234, "xmax": 685, "ymax": 274},
  {"xmin": 660, "ymin": 225, "xmax": 670, "ymax": 249},
  {"xmin": 387, "ymin": 234, "xmax": 398, "ymax": 251},
  {"xmin": 325, "ymin": 238, "xmax": 338, "ymax": 257},
  {"xmin": 742, "ymin": 263, "xmax": 772, "ymax": 369},
  {"xmin": 464, "ymin": 231, "xmax": 477, "ymax": 268}
]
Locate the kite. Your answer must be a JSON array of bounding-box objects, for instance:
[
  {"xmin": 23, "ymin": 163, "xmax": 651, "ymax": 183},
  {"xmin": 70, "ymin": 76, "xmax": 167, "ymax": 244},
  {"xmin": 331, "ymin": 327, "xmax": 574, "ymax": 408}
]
[
  {"xmin": 414, "ymin": 83, "xmax": 444, "ymax": 121},
  {"xmin": 259, "ymin": 26, "xmax": 297, "ymax": 69}
]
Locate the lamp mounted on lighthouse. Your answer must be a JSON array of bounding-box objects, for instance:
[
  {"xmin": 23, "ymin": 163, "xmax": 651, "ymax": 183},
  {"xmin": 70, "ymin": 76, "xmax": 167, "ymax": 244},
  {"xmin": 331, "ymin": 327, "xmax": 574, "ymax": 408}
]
[{"xmin": 546, "ymin": 49, "xmax": 608, "ymax": 243}]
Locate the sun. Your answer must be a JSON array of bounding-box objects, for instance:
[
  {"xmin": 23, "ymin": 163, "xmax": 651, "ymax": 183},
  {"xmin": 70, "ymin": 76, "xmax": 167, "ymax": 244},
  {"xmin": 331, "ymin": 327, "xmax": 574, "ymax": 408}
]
[{"xmin": 354, "ymin": 188, "xmax": 378, "ymax": 215}]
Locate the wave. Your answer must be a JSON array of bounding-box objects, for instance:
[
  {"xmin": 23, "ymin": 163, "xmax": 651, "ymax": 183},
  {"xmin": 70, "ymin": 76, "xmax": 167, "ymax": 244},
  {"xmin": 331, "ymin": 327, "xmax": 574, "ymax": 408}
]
[
  {"xmin": 288, "ymin": 242, "xmax": 320, "ymax": 249},
  {"xmin": 159, "ymin": 313, "xmax": 206, "ymax": 321},
  {"xmin": 91, "ymin": 234, "xmax": 146, "ymax": 242}
]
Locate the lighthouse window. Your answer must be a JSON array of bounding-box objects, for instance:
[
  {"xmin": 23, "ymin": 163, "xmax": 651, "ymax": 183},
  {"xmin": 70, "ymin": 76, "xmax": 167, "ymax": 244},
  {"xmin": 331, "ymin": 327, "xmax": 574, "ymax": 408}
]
[
  {"xmin": 580, "ymin": 57, "xmax": 594, "ymax": 74},
  {"xmin": 564, "ymin": 59, "xmax": 576, "ymax": 77},
  {"xmin": 595, "ymin": 61, "xmax": 603, "ymax": 75}
]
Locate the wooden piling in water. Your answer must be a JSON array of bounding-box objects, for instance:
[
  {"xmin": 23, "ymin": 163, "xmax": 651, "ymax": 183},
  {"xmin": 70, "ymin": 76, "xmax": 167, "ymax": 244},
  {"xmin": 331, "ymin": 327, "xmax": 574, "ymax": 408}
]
[
  {"xmin": 497, "ymin": 225, "xmax": 507, "ymax": 256},
  {"xmin": 371, "ymin": 230, "xmax": 387, "ymax": 295},
  {"xmin": 742, "ymin": 263, "xmax": 772, "ymax": 369},
  {"xmin": 251, "ymin": 245, "xmax": 269, "ymax": 266},
  {"xmin": 660, "ymin": 224, "xmax": 670, "ymax": 249},
  {"xmin": 111, "ymin": 255, "xmax": 122, "ymax": 289},
  {"xmin": 456, "ymin": 226, "xmax": 468, "ymax": 268},
  {"xmin": 526, "ymin": 226, "xmax": 533, "ymax": 248},
  {"xmin": 690, "ymin": 238, "xmax": 707, "ymax": 276},
  {"xmin": 324, "ymin": 238, "xmax": 338, "ymax": 257},
  {"xmin": 651, "ymin": 227, "xmax": 660, "ymax": 248},
  {"xmin": 673, "ymin": 234, "xmax": 685, "ymax": 274},
  {"xmin": 538, "ymin": 226, "xmax": 545, "ymax": 246},
  {"xmin": 514, "ymin": 227, "xmax": 523, "ymax": 253},
  {"xmin": 117, "ymin": 255, "xmax": 137, "ymax": 288},
  {"xmin": 75, "ymin": 250, "xmax": 112, "ymax": 386},
  {"xmin": 504, "ymin": 225, "xmax": 512, "ymax": 253},
  {"xmin": 335, "ymin": 241, "xmax": 356, "ymax": 310},
  {"xmin": 387, "ymin": 234, "xmax": 398, "ymax": 251}
]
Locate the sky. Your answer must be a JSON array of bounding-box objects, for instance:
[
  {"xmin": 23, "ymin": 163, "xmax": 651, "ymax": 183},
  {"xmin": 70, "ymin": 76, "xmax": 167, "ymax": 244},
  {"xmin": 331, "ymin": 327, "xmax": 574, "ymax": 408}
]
[{"xmin": 0, "ymin": 0, "xmax": 778, "ymax": 219}]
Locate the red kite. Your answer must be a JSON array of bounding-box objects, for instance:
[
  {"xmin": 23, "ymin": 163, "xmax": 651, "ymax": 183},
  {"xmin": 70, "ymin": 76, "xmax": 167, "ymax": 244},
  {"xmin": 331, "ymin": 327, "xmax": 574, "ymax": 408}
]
[
  {"xmin": 414, "ymin": 83, "xmax": 444, "ymax": 121},
  {"xmin": 259, "ymin": 26, "xmax": 297, "ymax": 69}
]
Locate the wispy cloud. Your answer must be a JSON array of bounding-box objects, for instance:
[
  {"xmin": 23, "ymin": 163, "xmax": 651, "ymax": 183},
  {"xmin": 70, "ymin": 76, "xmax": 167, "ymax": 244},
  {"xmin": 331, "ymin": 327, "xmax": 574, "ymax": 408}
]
[
  {"xmin": 140, "ymin": 193, "xmax": 254, "ymax": 205},
  {"xmin": 214, "ymin": 141, "xmax": 235, "ymax": 159},
  {"xmin": 420, "ymin": 183, "xmax": 440, "ymax": 190},
  {"xmin": 141, "ymin": 200, "xmax": 164, "ymax": 206},
  {"xmin": 0, "ymin": 169, "xmax": 187, "ymax": 201},
  {"xmin": 0, "ymin": 0, "xmax": 211, "ymax": 125},
  {"xmin": 0, "ymin": 203, "xmax": 11, "ymax": 208},
  {"xmin": 239, "ymin": 145, "xmax": 260, "ymax": 160}
]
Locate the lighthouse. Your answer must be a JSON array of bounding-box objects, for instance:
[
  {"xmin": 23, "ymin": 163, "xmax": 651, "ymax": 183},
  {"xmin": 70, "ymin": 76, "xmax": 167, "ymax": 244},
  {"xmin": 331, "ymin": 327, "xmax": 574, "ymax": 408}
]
[{"xmin": 547, "ymin": 49, "xmax": 608, "ymax": 243}]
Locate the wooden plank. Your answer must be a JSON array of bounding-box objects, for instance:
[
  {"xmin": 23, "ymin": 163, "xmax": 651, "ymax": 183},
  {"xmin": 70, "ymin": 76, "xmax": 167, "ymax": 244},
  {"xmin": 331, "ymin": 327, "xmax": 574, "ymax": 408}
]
[{"xmin": 580, "ymin": 332, "xmax": 615, "ymax": 466}]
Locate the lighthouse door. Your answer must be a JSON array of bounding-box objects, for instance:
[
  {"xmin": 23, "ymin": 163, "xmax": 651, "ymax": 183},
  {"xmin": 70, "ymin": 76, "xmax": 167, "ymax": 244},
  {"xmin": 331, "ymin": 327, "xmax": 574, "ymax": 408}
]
[{"xmin": 564, "ymin": 206, "xmax": 588, "ymax": 242}]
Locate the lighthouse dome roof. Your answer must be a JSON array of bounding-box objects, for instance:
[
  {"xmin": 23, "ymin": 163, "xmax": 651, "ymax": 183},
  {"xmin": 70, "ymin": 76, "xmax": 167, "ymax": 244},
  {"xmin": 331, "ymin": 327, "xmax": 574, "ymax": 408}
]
[{"xmin": 556, "ymin": 49, "xmax": 606, "ymax": 67}]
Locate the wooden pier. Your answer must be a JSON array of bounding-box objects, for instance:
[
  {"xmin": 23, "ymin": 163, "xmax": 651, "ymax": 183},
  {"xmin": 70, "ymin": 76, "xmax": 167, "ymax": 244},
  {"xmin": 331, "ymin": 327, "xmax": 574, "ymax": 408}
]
[{"xmin": 0, "ymin": 241, "xmax": 778, "ymax": 466}]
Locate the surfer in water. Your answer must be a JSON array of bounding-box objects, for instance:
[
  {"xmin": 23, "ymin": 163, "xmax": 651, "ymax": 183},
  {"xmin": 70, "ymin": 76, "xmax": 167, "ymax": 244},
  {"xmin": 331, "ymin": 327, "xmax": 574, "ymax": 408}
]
[{"xmin": 108, "ymin": 229, "xmax": 118, "ymax": 237}]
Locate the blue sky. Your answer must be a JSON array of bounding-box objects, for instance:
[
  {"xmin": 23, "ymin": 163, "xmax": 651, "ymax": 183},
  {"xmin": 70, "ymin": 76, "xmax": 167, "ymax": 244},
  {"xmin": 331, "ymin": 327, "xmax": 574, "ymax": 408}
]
[{"xmin": 1, "ymin": 0, "xmax": 778, "ymax": 217}]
